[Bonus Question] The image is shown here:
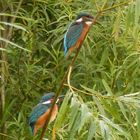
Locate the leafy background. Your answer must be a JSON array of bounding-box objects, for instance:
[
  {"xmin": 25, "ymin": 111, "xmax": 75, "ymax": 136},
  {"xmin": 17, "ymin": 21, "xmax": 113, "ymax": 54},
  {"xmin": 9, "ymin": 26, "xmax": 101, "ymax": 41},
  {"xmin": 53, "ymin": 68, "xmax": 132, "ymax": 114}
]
[{"xmin": 0, "ymin": 0, "xmax": 140, "ymax": 140}]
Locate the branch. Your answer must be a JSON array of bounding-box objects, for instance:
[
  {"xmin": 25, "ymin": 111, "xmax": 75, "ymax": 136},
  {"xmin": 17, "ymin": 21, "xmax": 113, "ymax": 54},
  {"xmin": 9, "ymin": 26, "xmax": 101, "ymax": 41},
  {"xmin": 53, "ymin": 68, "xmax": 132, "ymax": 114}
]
[{"xmin": 39, "ymin": 9, "xmax": 102, "ymax": 139}]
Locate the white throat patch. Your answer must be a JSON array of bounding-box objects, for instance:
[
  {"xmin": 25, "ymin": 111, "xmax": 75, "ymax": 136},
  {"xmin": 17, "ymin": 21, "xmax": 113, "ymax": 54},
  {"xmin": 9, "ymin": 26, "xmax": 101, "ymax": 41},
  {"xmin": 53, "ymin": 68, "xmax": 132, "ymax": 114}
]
[
  {"xmin": 76, "ymin": 18, "xmax": 83, "ymax": 23},
  {"xmin": 85, "ymin": 21, "xmax": 93, "ymax": 26}
]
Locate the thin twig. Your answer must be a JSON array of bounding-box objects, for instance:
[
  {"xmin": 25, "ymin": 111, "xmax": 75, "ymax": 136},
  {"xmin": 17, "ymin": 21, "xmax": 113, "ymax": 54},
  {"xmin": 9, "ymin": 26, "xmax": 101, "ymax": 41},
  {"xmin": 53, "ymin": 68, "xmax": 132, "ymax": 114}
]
[
  {"xmin": 67, "ymin": 66, "xmax": 74, "ymax": 93},
  {"xmin": 64, "ymin": 83, "xmax": 140, "ymax": 110},
  {"xmin": 64, "ymin": 83, "xmax": 115, "ymax": 100}
]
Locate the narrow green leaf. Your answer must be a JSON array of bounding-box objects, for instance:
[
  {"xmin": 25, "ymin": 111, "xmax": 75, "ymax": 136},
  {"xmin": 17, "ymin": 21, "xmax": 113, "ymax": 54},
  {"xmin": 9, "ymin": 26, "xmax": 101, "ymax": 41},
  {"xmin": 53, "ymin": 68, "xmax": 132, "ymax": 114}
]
[
  {"xmin": 69, "ymin": 112, "xmax": 81, "ymax": 140},
  {"xmin": 68, "ymin": 95, "xmax": 81, "ymax": 130},
  {"xmin": 102, "ymin": 79, "xmax": 113, "ymax": 95},
  {"xmin": 0, "ymin": 37, "xmax": 30, "ymax": 52},
  {"xmin": 135, "ymin": 0, "xmax": 140, "ymax": 26},
  {"xmin": 117, "ymin": 101, "xmax": 130, "ymax": 122},
  {"xmin": 78, "ymin": 104, "xmax": 92, "ymax": 133},
  {"xmin": 118, "ymin": 96, "xmax": 140, "ymax": 107},
  {"xmin": 136, "ymin": 109, "xmax": 140, "ymax": 139},
  {"xmin": 112, "ymin": 9, "xmax": 121, "ymax": 41},
  {"xmin": 100, "ymin": 115, "xmax": 130, "ymax": 138},
  {"xmin": 0, "ymin": 21, "xmax": 27, "ymax": 31},
  {"xmin": 100, "ymin": 47, "xmax": 108, "ymax": 65},
  {"xmin": 53, "ymin": 92, "xmax": 72, "ymax": 130},
  {"xmin": 0, "ymin": 24, "xmax": 5, "ymax": 30},
  {"xmin": 0, "ymin": 13, "xmax": 34, "ymax": 21},
  {"xmin": 87, "ymin": 121, "xmax": 96, "ymax": 140},
  {"xmin": 92, "ymin": 96, "xmax": 106, "ymax": 115},
  {"xmin": 99, "ymin": 120, "xmax": 110, "ymax": 140},
  {"xmin": 80, "ymin": 84, "xmax": 101, "ymax": 96},
  {"xmin": 0, "ymin": 48, "xmax": 8, "ymax": 52}
]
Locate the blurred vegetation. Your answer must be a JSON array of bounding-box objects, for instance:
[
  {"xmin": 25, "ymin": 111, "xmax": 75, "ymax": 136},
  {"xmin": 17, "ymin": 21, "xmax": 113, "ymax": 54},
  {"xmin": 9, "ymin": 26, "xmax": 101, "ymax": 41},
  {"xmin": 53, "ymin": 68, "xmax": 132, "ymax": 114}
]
[{"xmin": 0, "ymin": 0, "xmax": 140, "ymax": 140}]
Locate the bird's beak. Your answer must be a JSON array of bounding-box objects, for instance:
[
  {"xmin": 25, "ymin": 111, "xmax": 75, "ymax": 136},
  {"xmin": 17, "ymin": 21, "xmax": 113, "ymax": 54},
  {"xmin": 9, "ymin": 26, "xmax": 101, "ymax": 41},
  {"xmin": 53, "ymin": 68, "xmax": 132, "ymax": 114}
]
[
  {"xmin": 59, "ymin": 95, "xmax": 65, "ymax": 99},
  {"xmin": 59, "ymin": 95, "xmax": 65, "ymax": 101},
  {"xmin": 56, "ymin": 99, "xmax": 59, "ymax": 104},
  {"xmin": 88, "ymin": 17, "xmax": 94, "ymax": 23},
  {"xmin": 56, "ymin": 95, "xmax": 65, "ymax": 103}
]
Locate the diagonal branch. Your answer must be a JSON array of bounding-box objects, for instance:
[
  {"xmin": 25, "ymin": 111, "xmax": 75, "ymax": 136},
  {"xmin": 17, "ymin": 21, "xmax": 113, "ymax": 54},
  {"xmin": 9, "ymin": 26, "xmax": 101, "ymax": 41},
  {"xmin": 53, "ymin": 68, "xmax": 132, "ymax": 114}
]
[{"xmin": 39, "ymin": 10, "xmax": 101, "ymax": 140}]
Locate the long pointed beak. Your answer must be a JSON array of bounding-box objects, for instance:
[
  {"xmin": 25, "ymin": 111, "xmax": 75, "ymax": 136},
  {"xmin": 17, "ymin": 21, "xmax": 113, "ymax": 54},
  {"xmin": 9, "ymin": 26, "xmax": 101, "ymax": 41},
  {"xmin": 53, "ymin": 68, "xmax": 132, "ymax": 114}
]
[
  {"xmin": 58, "ymin": 95, "xmax": 65, "ymax": 99},
  {"xmin": 89, "ymin": 17, "xmax": 94, "ymax": 22},
  {"xmin": 56, "ymin": 95, "xmax": 65, "ymax": 103}
]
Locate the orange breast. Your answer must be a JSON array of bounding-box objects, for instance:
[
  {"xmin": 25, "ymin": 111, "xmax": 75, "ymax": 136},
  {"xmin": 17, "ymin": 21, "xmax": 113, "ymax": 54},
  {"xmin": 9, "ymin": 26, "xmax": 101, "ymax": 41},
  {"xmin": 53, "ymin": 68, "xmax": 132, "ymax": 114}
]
[
  {"xmin": 34, "ymin": 105, "xmax": 58, "ymax": 135},
  {"xmin": 69, "ymin": 24, "xmax": 91, "ymax": 53}
]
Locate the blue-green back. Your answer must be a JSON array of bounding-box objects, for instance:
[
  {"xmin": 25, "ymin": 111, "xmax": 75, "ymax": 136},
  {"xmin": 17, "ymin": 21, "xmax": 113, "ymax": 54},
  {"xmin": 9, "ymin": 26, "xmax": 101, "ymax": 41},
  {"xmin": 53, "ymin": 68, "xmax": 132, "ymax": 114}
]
[
  {"xmin": 28, "ymin": 103, "xmax": 49, "ymax": 133},
  {"xmin": 64, "ymin": 22, "xmax": 83, "ymax": 54}
]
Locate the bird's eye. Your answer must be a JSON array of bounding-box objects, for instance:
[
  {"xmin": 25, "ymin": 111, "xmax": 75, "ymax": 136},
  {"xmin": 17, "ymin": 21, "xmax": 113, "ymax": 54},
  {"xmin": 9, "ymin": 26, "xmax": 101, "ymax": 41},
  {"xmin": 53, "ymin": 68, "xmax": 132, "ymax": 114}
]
[{"xmin": 86, "ymin": 15, "xmax": 93, "ymax": 19}]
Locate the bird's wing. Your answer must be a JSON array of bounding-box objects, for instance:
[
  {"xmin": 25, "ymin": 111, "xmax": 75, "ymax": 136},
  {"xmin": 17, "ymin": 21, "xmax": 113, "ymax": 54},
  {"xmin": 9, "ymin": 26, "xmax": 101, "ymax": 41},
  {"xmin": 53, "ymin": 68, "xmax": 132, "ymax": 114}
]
[
  {"xmin": 28, "ymin": 104, "xmax": 48, "ymax": 132},
  {"xmin": 64, "ymin": 22, "xmax": 83, "ymax": 54}
]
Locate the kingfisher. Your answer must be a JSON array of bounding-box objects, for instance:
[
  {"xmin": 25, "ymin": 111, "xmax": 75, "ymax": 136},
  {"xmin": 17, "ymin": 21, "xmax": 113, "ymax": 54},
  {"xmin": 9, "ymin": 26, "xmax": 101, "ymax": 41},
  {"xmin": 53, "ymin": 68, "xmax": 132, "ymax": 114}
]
[
  {"xmin": 64, "ymin": 12, "xmax": 94, "ymax": 56},
  {"xmin": 28, "ymin": 92, "xmax": 64, "ymax": 135}
]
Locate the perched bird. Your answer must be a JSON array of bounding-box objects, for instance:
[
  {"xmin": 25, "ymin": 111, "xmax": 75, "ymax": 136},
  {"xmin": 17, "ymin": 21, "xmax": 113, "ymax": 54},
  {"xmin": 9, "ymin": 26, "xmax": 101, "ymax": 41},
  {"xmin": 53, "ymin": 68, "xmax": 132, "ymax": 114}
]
[
  {"xmin": 28, "ymin": 92, "xmax": 64, "ymax": 135},
  {"xmin": 64, "ymin": 12, "xmax": 94, "ymax": 56}
]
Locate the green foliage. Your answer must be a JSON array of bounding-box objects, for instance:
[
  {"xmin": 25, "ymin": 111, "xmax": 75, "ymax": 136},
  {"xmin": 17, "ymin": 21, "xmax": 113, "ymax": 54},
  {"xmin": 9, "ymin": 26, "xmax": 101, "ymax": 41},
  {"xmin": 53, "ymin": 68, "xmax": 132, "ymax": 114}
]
[{"xmin": 0, "ymin": 0, "xmax": 140, "ymax": 140}]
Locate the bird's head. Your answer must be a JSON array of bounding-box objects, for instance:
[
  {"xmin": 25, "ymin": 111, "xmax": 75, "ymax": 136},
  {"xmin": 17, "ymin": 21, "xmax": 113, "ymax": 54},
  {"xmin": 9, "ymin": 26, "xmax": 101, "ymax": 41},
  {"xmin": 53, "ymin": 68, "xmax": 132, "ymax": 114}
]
[
  {"xmin": 40, "ymin": 92, "xmax": 65, "ymax": 106},
  {"xmin": 76, "ymin": 12, "xmax": 94, "ymax": 26},
  {"xmin": 28, "ymin": 93, "xmax": 65, "ymax": 135}
]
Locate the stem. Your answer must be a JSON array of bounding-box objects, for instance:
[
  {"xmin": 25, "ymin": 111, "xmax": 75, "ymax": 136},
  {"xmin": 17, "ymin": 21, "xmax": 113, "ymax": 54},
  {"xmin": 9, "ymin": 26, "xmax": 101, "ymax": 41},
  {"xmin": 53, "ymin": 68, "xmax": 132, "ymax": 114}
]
[
  {"xmin": 0, "ymin": 1, "xmax": 23, "ymax": 140},
  {"xmin": 0, "ymin": 46, "xmax": 6, "ymax": 140},
  {"xmin": 0, "ymin": 15, "xmax": 8, "ymax": 140},
  {"xmin": 67, "ymin": 66, "xmax": 74, "ymax": 93}
]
